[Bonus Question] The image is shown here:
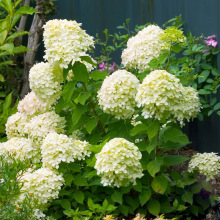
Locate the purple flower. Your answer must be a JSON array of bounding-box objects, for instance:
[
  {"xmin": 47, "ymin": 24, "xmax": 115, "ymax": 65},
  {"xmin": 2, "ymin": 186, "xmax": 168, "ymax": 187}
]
[
  {"xmin": 109, "ymin": 62, "xmax": 117, "ymax": 71},
  {"xmin": 99, "ymin": 62, "xmax": 107, "ymax": 71},
  {"xmin": 205, "ymin": 39, "xmax": 218, "ymax": 47}
]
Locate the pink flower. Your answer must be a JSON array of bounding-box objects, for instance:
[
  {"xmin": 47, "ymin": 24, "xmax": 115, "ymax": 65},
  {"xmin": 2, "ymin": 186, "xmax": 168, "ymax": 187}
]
[
  {"xmin": 205, "ymin": 39, "xmax": 218, "ymax": 47},
  {"xmin": 99, "ymin": 62, "xmax": 107, "ymax": 71},
  {"xmin": 207, "ymin": 35, "xmax": 216, "ymax": 39},
  {"xmin": 202, "ymin": 50, "xmax": 208, "ymax": 54},
  {"xmin": 109, "ymin": 62, "xmax": 117, "ymax": 71}
]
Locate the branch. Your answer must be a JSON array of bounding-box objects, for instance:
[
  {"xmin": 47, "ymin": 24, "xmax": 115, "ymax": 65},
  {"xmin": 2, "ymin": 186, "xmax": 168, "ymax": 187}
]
[{"xmin": 82, "ymin": 82, "xmax": 107, "ymax": 134}]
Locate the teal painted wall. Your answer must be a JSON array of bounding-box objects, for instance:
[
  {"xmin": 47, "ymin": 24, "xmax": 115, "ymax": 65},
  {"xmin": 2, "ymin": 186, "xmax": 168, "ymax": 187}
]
[{"xmin": 49, "ymin": 0, "xmax": 220, "ymax": 153}]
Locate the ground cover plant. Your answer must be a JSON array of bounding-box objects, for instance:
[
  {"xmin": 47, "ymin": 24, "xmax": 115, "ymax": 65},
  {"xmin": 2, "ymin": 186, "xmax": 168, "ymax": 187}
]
[{"xmin": 0, "ymin": 15, "xmax": 220, "ymax": 220}]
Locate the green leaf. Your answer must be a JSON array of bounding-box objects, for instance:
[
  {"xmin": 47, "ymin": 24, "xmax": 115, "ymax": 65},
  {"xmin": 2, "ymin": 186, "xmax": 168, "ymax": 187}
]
[
  {"xmin": 182, "ymin": 191, "xmax": 193, "ymax": 204},
  {"xmin": 163, "ymin": 155, "xmax": 189, "ymax": 166},
  {"xmin": 0, "ymin": 0, "xmax": 13, "ymax": 14},
  {"xmin": 118, "ymin": 205, "xmax": 128, "ymax": 216},
  {"xmin": 78, "ymin": 92, "xmax": 91, "ymax": 105},
  {"xmin": 72, "ymin": 61, "xmax": 89, "ymax": 82},
  {"xmin": 0, "ymin": 60, "xmax": 13, "ymax": 67},
  {"xmin": 130, "ymin": 123, "xmax": 147, "ymax": 136},
  {"xmin": 147, "ymin": 159, "xmax": 163, "ymax": 177},
  {"xmin": 151, "ymin": 175, "xmax": 168, "ymax": 194},
  {"xmin": 0, "ymin": 43, "xmax": 14, "ymax": 53},
  {"xmin": 90, "ymin": 70, "xmax": 108, "ymax": 80},
  {"xmin": 198, "ymin": 70, "xmax": 210, "ymax": 83},
  {"xmin": 0, "ymin": 30, "xmax": 8, "ymax": 45},
  {"xmin": 86, "ymin": 118, "xmax": 98, "ymax": 134},
  {"xmin": 211, "ymin": 68, "xmax": 219, "ymax": 76},
  {"xmin": 111, "ymin": 191, "xmax": 123, "ymax": 205},
  {"xmin": 15, "ymin": 6, "xmax": 37, "ymax": 15},
  {"xmin": 6, "ymin": 31, "xmax": 29, "ymax": 42},
  {"xmin": 63, "ymin": 81, "xmax": 76, "ymax": 102},
  {"xmin": 0, "ymin": 74, "xmax": 4, "ymax": 82},
  {"xmin": 72, "ymin": 105, "xmax": 86, "ymax": 125},
  {"xmin": 12, "ymin": 46, "xmax": 30, "ymax": 54},
  {"xmin": 214, "ymin": 103, "xmax": 220, "ymax": 111},
  {"xmin": 64, "ymin": 174, "xmax": 74, "ymax": 186},
  {"xmin": 189, "ymin": 205, "xmax": 199, "ymax": 216},
  {"xmin": 73, "ymin": 191, "xmax": 85, "ymax": 204},
  {"xmin": 201, "ymin": 63, "xmax": 212, "ymax": 70},
  {"xmin": 163, "ymin": 127, "xmax": 189, "ymax": 146},
  {"xmin": 217, "ymin": 111, "xmax": 220, "ymax": 116},
  {"xmin": 146, "ymin": 120, "xmax": 160, "ymax": 140},
  {"xmin": 73, "ymin": 175, "xmax": 88, "ymax": 186},
  {"xmin": 139, "ymin": 189, "xmax": 151, "ymax": 206},
  {"xmin": 198, "ymin": 89, "xmax": 211, "ymax": 95},
  {"xmin": 172, "ymin": 44, "xmax": 183, "ymax": 53},
  {"xmin": 80, "ymin": 56, "xmax": 96, "ymax": 66},
  {"xmin": 3, "ymin": 92, "xmax": 12, "ymax": 113},
  {"xmin": 133, "ymin": 179, "xmax": 142, "ymax": 192},
  {"xmin": 89, "ymin": 145, "xmax": 102, "ymax": 153},
  {"xmin": 61, "ymin": 199, "xmax": 71, "ymax": 210},
  {"xmin": 208, "ymin": 110, "xmax": 213, "ymax": 116},
  {"xmin": 147, "ymin": 199, "xmax": 160, "ymax": 216}
]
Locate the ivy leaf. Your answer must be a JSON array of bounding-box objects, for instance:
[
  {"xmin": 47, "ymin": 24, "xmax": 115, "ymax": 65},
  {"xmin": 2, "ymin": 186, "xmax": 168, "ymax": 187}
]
[
  {"xmin": 72, "ymin": 61, "xmax": 89, "ymax": 82},
  {"xmin": 151, "ymin": 175, "xmax": 168, "ymax": 194},
  {"xmin": 147, "ymin": 199, "xmax": 160, "ymax": 216},
  {"xmin": 139, "ymin": 189, "xmax": 151, "ymax": 206},
  {"xmin": 73, "ymin": 191, "xmax": 85, "ymax": 204}
]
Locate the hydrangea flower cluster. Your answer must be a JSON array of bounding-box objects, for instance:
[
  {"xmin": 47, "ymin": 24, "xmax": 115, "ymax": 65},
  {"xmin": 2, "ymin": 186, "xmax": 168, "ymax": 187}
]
[
  {"xmin": 19, "ymin": 167, "xmax": 64, "ymax": 209},
  {"xmin": 18, "ymin": 92, "xmax": 51, "ymax": 116},
  {"xmin": 97, "ymin": 70, "xmax": 139, "ymax": 119},
  {"xmin": 29, "ymin": 62, "xmax": 63, "ymax": 103},
  {"xmin": 188, "ymin": 152, "xmax": 220, "ymax": 180},
  {"xmin": 0, "ymin": 137, "xmax": 40, "ymax": 163},
  {"xmin": 6, "ymin": 112, "xmax": 28, "ymax": 139},
  {"xmin": 136, "ymin": 70, "xmax": 201, "ymax": 125},
  {"xmin": 42, "ymin": 132, "xmax": 91, "ymax": 169},
  {"xmin": 43, "ymin": 19, "xmax": 94, "ymax": 69},
  {"xmin": 159, "ymin": 26, "xmax": 186, "ymax": 48},
  {"xmin": 95, "ymin": 138, "xmax": 143, "ymax": 187},
  {"xmin": 27, "ymin": 111, "xmax": 66, "ymax": 146},
  {"xmin": 121, "ymin": 25, "xmax": 165, "ymax": 72}
]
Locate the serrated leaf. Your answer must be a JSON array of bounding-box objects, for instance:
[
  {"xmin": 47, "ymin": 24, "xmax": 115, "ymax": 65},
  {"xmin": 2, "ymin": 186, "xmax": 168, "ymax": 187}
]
[
  {"xmin": 147, "ymin": 159, "xmax": 163, "ymax": 177},
  {"xmin": 163, "ymin": 155, "xmax": 189, "ymax": 166},
  {"xmin": 139, "ymin": 189, "xmax": 151, "ymax": 206},
  {"xmin": 151, "ymin": 175, "xmax": 168, "ymax": 194},
  {"xmin": 90, "ymin": 70, "xmax": 108, "ymax": 80},
  {"xmin": 111, "ymin": 191, "xmax": 123, "ymax": 205},
  {"xmin": 118, "ymin": 205, "xmax": 128, "ymax": 216},
  {"xmin": 64, "ymin": 174, "xmax": 74, "ymax": 186},
  {"xmin": 73, "ymin": 175, "xmax": 88, "ymax": 186},
  {"xmin": 61, "ymin": 199, "xmax": 71, "ymax": 210},
  {"xmin": 147, "ymin": 199, "xmax": 160, "ymax": 216},
  {"xmin": 72, "ymin": 61, "xmax": 89, "ymax": 82},
  {"xmin": 130, "ymin": 123, "xmax": 147, "ymax": 136},
  {"xmin": 73, "ymin": 191, "xmax": 84, "ymax": 204},
  {"xmin": 86, "ymin": 118, "xmax": 98, "ymax": 134}
]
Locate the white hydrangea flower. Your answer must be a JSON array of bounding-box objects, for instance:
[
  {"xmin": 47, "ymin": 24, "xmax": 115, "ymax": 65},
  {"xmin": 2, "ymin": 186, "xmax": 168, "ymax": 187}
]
[
  {"xmin": 42, "ymin": 132, "xmax": 91, "ymax": 169},
  {"xmin": 175, "ymin": 86, "xmax": 201, "ymax": 125},
  {"xmin": 43, "ymin": 19, "xmax": 94, "ymax": 69},
  {"xmin": 18, "ymin": 92, "xmax": 52, "ymax": 116},
  {"xmin": 188, "ymin": 152, "xmax": 220, "ymax": 180},
  {"xmin": 95, "ymin": 138, "xmax": 143, "ymax": 187},
  {"xmin": 26, "ymin": 111, "xmax": 66, "ymax": 146},
  {"xmin": 131, "ymin": 114, "xmax": 142, "ymax": 126},
  {"xmin": 33, "ymin": 209, "xmax": 46, "ymax": 219},
  {"xmin": 0, "ymin": 137, "xmax": 40, "ymax": 163},
  {"xmin": 136, "ymin": 70, "xmax": 184, "ymax": 121},
  {"xmin": 69, "ymin": 129, "xmax": 84, "ymax": 140},
  {"xmin": 121, "ymin": 25, "xmax": 166, "ymax": 72},
  {"xmin": 19, "ymin": 167, "xmax": 64, "ymax": 209},
  {"xmin": 5, "ymin": 112, "xmax": 28, "ymax": 139},
  {"xmin": 29, "ymin": 62, "xmax": 63, "ymax": 103},
  {"xmin": 97, "ymin": 70, "xmax": 139, "ymax": 119},
  {"xmin": 136, "ymin": 70, "xmax": 201, "ymax": 125}
]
